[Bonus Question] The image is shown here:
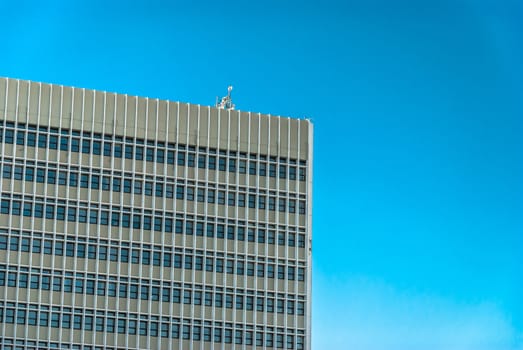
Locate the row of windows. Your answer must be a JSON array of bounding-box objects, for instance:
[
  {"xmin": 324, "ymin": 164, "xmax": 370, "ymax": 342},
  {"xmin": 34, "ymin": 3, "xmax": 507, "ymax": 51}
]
[
  {"xmin": 1, "ymin": 337, "xmax": 116, "ymax": 350},
  {"xmin": 0, "ymin": 226, "xmax": 306, "ymax": 267},
  {"xmin": 0, "ymin": 233, "xmax": 306, "ymax": 281},
  {"xmin": 0, "ymin": 263, "xmax": 304, "ymax": 307},
  {"xmin": 0, "ymin": 266, "xmax": 305, "ymax": 315},
  {"xmin": 0, "ymin": 197, "xmax": 307, "ymax": 248},
  {"xmin": 0, "ymin": 162, "xmax": 306, "ymax": 214},
  {"xmin": 0, "ymin": 123, "xmax": 307, "ymax": 181},
  {"xmin": 1, "ymin": 155, "xmax": 307, "ymax": 199},
  {"xmin": 0, "ymin": 188, "xmax": 306, "ymax": 235},
  {"xmin": 0, "ymin": 303, "xmax": 305, "ymax": 349},
  {"xmin": 0, "ymin": 198, "xmax": 305, "ymax": 248},
  {"xmin": 0, "ymin": 337, "xmax": 121, "ymax": 350}
]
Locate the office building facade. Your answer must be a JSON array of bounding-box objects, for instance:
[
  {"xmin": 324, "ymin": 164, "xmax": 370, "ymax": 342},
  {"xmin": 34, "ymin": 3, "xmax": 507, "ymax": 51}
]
[{"xmin": 0, "ymin": 78, "xmax": 313, "ymax": 349}]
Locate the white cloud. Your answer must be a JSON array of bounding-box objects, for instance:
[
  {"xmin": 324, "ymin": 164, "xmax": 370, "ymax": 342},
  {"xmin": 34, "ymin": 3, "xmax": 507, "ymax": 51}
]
[{"xmin": 313, "ymin": 277, "xmax": 522, "ymax": 350}]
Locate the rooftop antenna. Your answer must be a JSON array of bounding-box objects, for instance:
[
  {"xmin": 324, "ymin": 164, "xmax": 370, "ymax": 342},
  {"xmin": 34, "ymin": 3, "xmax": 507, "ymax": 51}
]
[{"xmin": 216, "ymin": 86, "xmax": 235, "ymax": 110}]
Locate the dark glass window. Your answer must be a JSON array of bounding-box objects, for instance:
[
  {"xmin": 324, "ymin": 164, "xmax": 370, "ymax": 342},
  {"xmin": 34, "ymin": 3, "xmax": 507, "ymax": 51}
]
[
  {"xmin": 187, "ymin": 153, "xmax": 195, "ymax": 167},
  {"xmin": 298, "ymin": 267, "xmax": 305, "ymax": 281},
  {"xmin": 183, "ymin": 325, "xmax": 191, "ymax": 339},
  {"xmin": 205, "ymin": 257, "xmax": 213, "ymax": 272},
  {"xmin": 27, "ymin": 132, "xmax": 36, "ymax": 146},
  {"xmin": 60, "ymin": 136, "xmax": 69, "ymax": 150},
  {"xmin": 298, "ymin": 234, "xmax": 306, "ymax": 248},
  {"xmin": 278, "ymin": 265, "xmax": 285, "ymax": 279},
  {"xmin": 236, "ymin": 295, "xmax": 244, "ymax": 309},
  {"xmin": 299, "ymin": 167, "xmax": 306, "ymax": 181},
  {"xmin": 249, "ymin": 161, "xmax": 257, "ymax": 175},
  {"xmin": 4, "ymin": 129, "xmax": 14, "ymax": 144},
  {"xmin": 177, "ymin": 152, "xmax": 185, "ymax": 165},
  {"xmin": 171, "ymin": 323, "xmax": 180, "ymax": 338},
  {"xmin": 0, "ymin": 200, "xmax": 9, "ymax": 214},
  {"xmin": 218, "ymin": 157, "xmax": 226, "ymax": 171},
  {"xmin": 237, "ymin": 261, "xmax": 245, "ymax": 275},
  {"xmin": 279, "ymin": 164, "xmax": 287, "ymax": 179},
  {"xmin": 238, "ymin": 193, "xmax": 245, "ymax": 207},
  {"xmin": 49, "ymin": 135, "xmax": 58, "ymax": 149},
  {"xmin": 93, "ymin": 140, "xmax": 102, "ymax": 155},
  {"xmin": 103, "ymin": 142, "xmax": 112, "ymax": 156},
  {"xmin": 258, "ymin": 229, "xmax": 266, "ymax": 243},
  {"xmin": 217, "ymin": 224, "xmax": 225, "ymax": 238},
  {"xmin": 198, "ymin": 154, "xmax": 206, "ymax": 168},
  {"xmin": 214, "ymin": 328, "xmax": 222, "ymax": 342},
  {"xmin": 176, "ymin": 185, "xmax": 184, "ymax": 199},
  {"xmin": 82, "ymin": 139, "xmax": 91, "ymax": 153},
  {"xmin": 207, "ymin": 189, "xmax": 215, "ymax": 203},
  {"xmin": 167, "ymin": 150, "xmax": 174, "ymax": 164},
  {"xmin": 28, "ymin": 310, "xmax": 38, "ymax": 326},
  {"xmin": 14, "ymin": 166, "xmax": 23, "ymax": 180},
  {"xmin": 225, "ymin": 328, "xmax": 233, "ymax": 344},
  {"xmin": 125, "ymin": 145, "xmax": 133, "ymax": 159},
  {"xmin": 215, "ymin": 293, "xmax": 223, "ymax": 308},
  {"xmin": 187, "ymin": 187, "xmax": 194, "ymax": 201},
  {"xmin": 25, "ymin": 167, "xmax": 34, "ymax": 181},
  {"xmin": 71, "ymin": 137, "xmax": 80, "ymax": 152},
  {"xmin": 268, "ymin": 264, "xmax": 275, "ymax": 278},
  {"xmin": 157, "ymin": 149, "xmax": 165, "ymax": 163},
  {"xmin": 259, "ymin": 196, "xmax": 266, "ymax": 209},
  {"xmin": 229, "ymin": 159, "xmax": 236, "ymax": 172},
  {"xmin": 259, "ymin": 163, "xmax": 267, "ymax": 176},
  {"xmin": 114, "ymin": 143, "xmax": 122, "ymax": 158},
  {"xmin": 247, "ymin": 262, "xmax": 254, "ymax": 276},
  {"xmin": 239, "ymin": 160, "xmax": 247, "ymax": 174},
  {"xmin": 166, "ymin": 184, "xmax": 174, "ymax": 198},
  {"xmin": 146, "ymin": 147, "xmax": 154, "ymax": 162},
  {"xmin": 269, "ymin": 164, "xmax": 276, "ymax": 177},
  {"xmin": 246, "ymin": 296, "xmax": 254, "ymax": 311},
  {"xmin": 297, "ymin": 301, "xmax": 305, "ymax": 316},
  {"xmin": 136, "ymin": 146, "xmax": 144, "ymax": 160},
  {"xmin": 38, "ymin": 133, "xmax": 47, "ymax": 148},
  {"xmin": 248, "ymin": 194, "xmax": 256, "ymax": 208},
  {"xmin": 289, "ymin": 166, "xmax": 297, "ymax": 180},
  {"xmin": 195, "ymin": 256, "xmax": 203, "ymax": 270},
  {"xmin": 208, "ymin": 156, "xmax": 216, "ymax": 170},
  {"xmin": 267, "ymin": 298, "xmax": 274, "ymax": 312},
  {"xmin": 279, "ymin": 198, "xmax": 286, "ymax": 212},
  {"xmin": 101, "ymin": 176, "xmax": 110, "ymax": 190},
  {"xmin": 227, "ymin": 226, "xmax": 235, "ymax": 240},
  {"xmin": 257, "ymin": 263, "xmax": 265, "ymax": 277},
  {"xmin": 84, "ymin": 316, "xmax": 93, "ymax": 331},
  {"xmin": 69, "ymin": 172, "xmax": 78, "ymax": 187},
  {"xmin": 257, "ymin": 297, "xmax": 264, "ymax": 311}
]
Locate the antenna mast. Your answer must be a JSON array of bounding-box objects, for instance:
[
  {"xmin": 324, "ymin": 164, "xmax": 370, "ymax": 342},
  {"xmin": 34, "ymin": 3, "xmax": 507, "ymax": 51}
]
[{"xmin": 216, "ymin": 86, "xmax": 235, "ymax": 110}]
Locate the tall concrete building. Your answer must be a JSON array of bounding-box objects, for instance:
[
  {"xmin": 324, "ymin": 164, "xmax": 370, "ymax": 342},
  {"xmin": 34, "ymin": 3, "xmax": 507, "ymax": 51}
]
[{"xmin": 0, "ymin": 78, "xmax": 313, "ymax": 349}]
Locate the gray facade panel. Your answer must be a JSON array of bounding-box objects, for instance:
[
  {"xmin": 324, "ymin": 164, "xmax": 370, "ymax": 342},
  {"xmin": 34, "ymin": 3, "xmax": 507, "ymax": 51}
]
[{"xmin": 0, "ymin": 77, "xmax": 312, "ymax": 350}]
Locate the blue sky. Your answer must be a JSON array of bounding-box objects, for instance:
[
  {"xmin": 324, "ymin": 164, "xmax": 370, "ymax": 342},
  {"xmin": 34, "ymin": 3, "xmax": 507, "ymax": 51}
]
[{"xmin": 2, "ymin": 0, "xmax": 522, "ymax": 349}]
